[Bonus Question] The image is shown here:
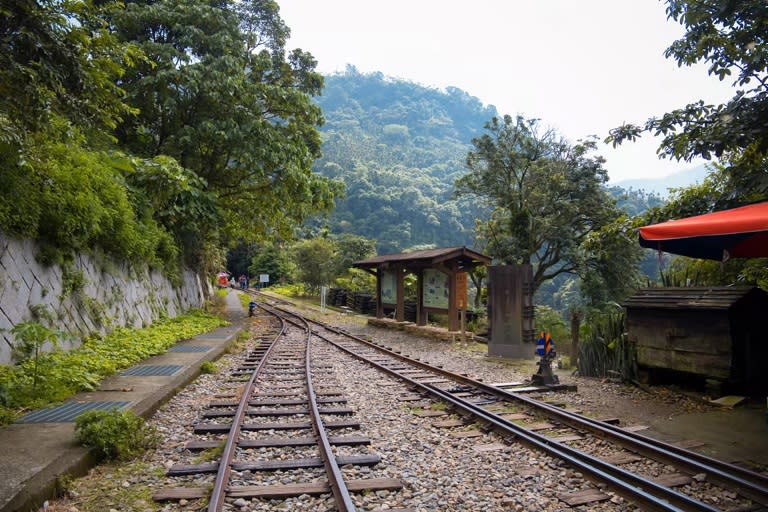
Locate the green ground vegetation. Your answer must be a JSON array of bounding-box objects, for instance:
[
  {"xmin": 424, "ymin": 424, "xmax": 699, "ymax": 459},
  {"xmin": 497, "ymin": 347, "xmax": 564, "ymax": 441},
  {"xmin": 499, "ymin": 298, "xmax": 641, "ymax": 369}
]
[
  {"xmin": 0, "ymin": 311, "xmax": 226, "ymax": 425},
  {"xmin": 56, "ymin": 460, "xmax": 167, "ymax": 512},
  {"xmin": 199, "ymin": 361, "xmax": 218, "ymax": 374},
  {"xmin": 74, "ymin": 408, "xmax": 159, "ymax": 461}
]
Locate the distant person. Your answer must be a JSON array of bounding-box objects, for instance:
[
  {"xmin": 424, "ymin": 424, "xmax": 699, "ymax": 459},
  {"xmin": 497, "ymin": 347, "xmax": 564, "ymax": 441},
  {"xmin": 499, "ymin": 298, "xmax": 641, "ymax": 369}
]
[{"xmin": 238, "ymin": 274, "xmax": 247, "ymax": 290}]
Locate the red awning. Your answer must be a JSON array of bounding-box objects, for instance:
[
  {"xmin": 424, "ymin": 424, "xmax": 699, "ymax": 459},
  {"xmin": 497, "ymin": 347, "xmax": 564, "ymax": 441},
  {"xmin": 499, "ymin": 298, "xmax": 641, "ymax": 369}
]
[{"xmin": 639, "ymin": 202, "xmax": 768, "ymax": 260}]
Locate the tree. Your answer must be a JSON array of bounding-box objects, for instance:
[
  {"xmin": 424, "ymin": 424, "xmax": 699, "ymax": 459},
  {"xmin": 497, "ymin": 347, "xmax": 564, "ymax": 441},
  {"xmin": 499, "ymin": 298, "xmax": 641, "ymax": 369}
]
[
  {"xmin": 226, "ymin": 241, "xmax": 258, "ymax": 279},
  {"xmin": 0, "ymin": 0, "xmax": 139, "ymax": 142},
  {"xmin": 0, "ymin": 1, "xmax": 195, "ymax": 274},
  {"xmin": 307, "ymin": 70, "xmax": 496, "ymax": 253},
  {"xmin": 333, "ymin": 234, "xmax": 376, "ymax": 276},
  {"xmin": 249, "ymin": 242, "xmax": 293, "ymax": 285},
  {"xmin": 122, "ymin": 154, "xmax": 218, "ymax": 267},
  {"xmin": 291, "ymin": 237, "xmax": 336, "ymax": 294},
  {"xmin": 455, "ymin": 115, "xmax": 638, "ymax": 295},
  {"xmin": 110, "ymin": 0, "xmax": 341, "ymax": 245},
  {"xmin": 607, "ymin": 0, "xmax": 768, "ymax": 203}
]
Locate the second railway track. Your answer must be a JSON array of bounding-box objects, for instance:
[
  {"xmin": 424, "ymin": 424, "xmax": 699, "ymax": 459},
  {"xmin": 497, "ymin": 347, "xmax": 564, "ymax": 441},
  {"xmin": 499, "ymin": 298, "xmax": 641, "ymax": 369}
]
[{"xmin": 251, "ymin": 291, "xmax": 768, "ymax": 512}]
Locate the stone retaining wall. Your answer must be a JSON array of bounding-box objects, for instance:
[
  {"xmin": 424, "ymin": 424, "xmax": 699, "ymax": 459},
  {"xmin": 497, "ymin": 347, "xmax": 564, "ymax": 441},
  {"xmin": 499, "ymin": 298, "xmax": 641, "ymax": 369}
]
[{"xmin": 0, "ymin": 232, "xmax": 207, "ymax": 363}]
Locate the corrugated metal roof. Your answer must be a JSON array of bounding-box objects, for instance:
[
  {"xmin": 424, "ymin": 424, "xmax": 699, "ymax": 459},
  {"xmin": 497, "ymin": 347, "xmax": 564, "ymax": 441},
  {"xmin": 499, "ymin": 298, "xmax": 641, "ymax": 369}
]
[
  {"xmin": 353, "ymin": 246, "xmax": 491, "ymax": 268},
  {"xmin": 623, "ymin": 286, "xmax": 762, "ymax": 310}
]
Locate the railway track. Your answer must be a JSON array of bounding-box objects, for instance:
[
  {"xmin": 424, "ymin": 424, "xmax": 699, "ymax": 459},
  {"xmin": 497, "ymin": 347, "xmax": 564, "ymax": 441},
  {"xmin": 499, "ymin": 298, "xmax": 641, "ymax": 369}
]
[
  {"xmin": 253, "ymin": 291, "xmax": 768, "ymax": 512},
  {"xmin": 152, "ymin": 304, "xmax": 402, "ymax": 511}
]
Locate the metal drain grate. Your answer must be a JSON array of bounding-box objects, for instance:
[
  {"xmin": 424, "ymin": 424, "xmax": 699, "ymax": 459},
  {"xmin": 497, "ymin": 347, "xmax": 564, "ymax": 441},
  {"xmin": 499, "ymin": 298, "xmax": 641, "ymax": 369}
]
[
  {"xmin": 17, "ymin": 401, "xmax": 131, "ymax": 423},
  {"xmin": 197, "ymin": 333, "xmax": 231, "ymax": 340},
  {"xmin": 167, "ymin": 345, "xmax": 212, "ymax": 353},
  {"xmin": 121, "ymin": 364, "xmax": 183, "ymax": 376}
]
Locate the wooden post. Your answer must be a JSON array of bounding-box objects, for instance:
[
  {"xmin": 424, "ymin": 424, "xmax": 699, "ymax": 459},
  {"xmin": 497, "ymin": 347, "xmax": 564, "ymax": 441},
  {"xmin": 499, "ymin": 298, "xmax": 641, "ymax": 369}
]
[
  {"xmin": 395, "ymin": 267, "xmax": 405, "ymax": 322},
  {"xmin": 416, "ymin": 269, "xmax": 426, "ymax": 326},
  {"xmin": 375, "ymin": 268, "xmax": 383, "ymax": 319},
  {"xmin": 448, "ymin": 263, "xmax": 458, "ymax": 331}
]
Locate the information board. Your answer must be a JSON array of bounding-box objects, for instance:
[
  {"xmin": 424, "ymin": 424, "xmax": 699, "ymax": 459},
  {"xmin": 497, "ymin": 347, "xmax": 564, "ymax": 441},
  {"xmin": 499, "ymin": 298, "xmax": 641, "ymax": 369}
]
[
  {"xmin": 455, "ymin": 272, "xmax": 468, "ymax": 309},
  {"xmin": 423, "ymin": 269, "xmax": 449, "ymax": 309},
  {"xmin": 259, "ymin": 274, "xmax": 269, "ymax": 283},
  {"xmin": 380, "ymin": 270, "xmax": 397, "ymax": 304}
]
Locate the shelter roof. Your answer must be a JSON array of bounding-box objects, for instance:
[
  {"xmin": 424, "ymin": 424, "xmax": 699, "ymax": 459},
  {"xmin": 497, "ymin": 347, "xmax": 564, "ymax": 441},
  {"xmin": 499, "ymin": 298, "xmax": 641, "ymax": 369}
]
[
  {"xmin": 353, "ymin": 246, "xmax": 491, "ymax": 270},
  {"xmin": 622, "ymin": 286, "xmax": 766, "ymax": 310}
]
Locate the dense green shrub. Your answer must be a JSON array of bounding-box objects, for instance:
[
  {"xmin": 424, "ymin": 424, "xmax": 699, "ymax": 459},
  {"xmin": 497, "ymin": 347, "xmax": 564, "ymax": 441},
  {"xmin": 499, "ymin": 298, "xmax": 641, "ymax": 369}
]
[
  {"xmin": 75, "ymin": 408, "xmax": 159, "ymax": 461},
  {"xmin": 577, "ymin": 307, "xmax": 637, "ymax": 380},
  {"xmin": 0, "ymin": 133, "xmax": 181, "ymax": 276}
]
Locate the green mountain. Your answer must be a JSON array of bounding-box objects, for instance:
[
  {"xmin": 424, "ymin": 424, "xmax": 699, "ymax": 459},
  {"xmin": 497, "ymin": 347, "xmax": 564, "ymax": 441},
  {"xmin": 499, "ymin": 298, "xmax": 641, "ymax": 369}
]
[
  {"xmin": 310, "ymin": 69, "xmax": 668, "ymax": 260},
  {"xmin": 311, "ymin": 68, "xmax": 497, "ymax": 253},
  {"xmin": 613, "ymin": 164, "xmax": 710, "ymax": 196}
]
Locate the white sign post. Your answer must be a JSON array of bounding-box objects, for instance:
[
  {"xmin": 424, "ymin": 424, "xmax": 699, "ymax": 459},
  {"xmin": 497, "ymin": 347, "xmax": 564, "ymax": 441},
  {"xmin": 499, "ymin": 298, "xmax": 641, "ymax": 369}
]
[{"xmin": 259, "ymin": 274, "xmax": 269, "ymax": 289}]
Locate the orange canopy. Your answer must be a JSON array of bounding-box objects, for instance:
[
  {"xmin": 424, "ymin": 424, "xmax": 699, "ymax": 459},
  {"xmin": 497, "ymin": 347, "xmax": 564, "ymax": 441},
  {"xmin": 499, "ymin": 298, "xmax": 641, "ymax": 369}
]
[{"xmin": 639, "ymin": 202, "xmax": 768, "ymax": 260}]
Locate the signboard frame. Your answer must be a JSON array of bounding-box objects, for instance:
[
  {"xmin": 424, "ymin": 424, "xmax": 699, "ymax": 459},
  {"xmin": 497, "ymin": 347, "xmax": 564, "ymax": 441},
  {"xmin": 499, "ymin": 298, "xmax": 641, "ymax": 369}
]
[
  {"xmin": 380, "ymin": 270, "xmax": 397, "ymax": 305},
  {"xmin": 422, "ymin": 269, "xmax": 449, "ymax": 309}
]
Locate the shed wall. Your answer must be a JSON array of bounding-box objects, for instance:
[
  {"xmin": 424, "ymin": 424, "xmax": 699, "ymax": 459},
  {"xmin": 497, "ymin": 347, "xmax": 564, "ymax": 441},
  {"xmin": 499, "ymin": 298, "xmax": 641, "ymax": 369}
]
[{"xmin": 627, "ymin": 309, "xmax": 732, "ymax": 379}]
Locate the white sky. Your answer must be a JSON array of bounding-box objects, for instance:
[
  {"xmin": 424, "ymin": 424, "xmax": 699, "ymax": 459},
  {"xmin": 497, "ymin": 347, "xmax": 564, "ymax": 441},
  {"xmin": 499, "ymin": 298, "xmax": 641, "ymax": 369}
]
[{"xmin": 277, "ymin": 0, "xmax": 737, "ymax": 183}]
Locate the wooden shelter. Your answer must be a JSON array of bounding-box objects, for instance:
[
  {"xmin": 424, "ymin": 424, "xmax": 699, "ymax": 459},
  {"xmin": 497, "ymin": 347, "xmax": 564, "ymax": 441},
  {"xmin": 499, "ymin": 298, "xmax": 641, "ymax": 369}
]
[
  {"xmin": 623, "ymin": 287, "xmax": 768, "ymax": 392},
  {"xmin": 353, "ymin": 247, "xmax": 491, "ymax": 331}
]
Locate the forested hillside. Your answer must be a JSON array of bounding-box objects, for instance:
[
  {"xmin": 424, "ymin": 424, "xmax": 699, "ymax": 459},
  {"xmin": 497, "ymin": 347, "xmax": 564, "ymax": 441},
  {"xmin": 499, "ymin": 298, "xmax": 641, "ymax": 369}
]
[
  {"xmin": 311, "ymin": 68, "xmax": 498, "ymax": 253},
  {"xmin": 310, "ymin": 69, "xmax": 670, "ymax": 256}
]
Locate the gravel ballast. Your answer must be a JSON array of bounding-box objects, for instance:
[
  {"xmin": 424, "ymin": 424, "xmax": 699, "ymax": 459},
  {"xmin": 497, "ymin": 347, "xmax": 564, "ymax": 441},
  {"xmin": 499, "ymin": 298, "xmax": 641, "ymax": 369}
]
[{"xmin": 44, "ymin": 307, "xmax": 766, "ymax": 512}]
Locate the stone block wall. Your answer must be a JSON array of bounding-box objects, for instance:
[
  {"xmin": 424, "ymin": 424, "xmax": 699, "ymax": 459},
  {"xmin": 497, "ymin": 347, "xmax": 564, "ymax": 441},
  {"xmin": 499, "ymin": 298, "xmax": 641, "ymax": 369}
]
[{"xmin": 0, "ymin": 232, "xmax": 207, "ymax": 364}]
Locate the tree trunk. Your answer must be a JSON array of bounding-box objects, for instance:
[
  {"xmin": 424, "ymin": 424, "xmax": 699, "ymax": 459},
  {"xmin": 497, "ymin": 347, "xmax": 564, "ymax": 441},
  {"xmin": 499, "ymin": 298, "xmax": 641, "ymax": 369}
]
[{"xmin": 570, "ymin": 310, "xmax": 582, "ymax": 369}]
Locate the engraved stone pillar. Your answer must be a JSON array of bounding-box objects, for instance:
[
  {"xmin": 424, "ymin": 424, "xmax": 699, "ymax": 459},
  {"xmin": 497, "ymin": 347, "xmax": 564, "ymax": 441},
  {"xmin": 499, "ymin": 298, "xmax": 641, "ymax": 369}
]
[{"xmin": 488, "ymin": 264, "xmax": 534, "ymax": 359}]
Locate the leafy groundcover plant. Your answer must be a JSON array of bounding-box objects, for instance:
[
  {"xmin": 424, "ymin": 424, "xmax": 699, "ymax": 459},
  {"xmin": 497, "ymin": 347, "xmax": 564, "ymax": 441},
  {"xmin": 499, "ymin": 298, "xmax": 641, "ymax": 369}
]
[
  {"xmin": 75, "ymin": 408, "xmax": 159, "ymax": 461},
  {"xmin": 0, "ymin": 310, "xmax": 226, "ymax": 425}
]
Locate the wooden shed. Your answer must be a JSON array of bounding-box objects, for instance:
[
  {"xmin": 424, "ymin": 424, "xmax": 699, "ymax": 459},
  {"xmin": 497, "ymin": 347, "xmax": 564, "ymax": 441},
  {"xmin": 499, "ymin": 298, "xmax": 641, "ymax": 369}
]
[{"xmin": 623, "ymin": 287, "xmax": 768, "ymax": 392}]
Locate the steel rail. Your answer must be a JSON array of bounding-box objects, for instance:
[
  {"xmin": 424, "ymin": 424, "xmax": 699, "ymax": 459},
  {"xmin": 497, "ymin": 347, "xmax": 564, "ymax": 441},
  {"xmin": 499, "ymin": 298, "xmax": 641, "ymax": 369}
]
[
  {"xmin": 256, "ymin": 294, "xmax": 768, "ymax": 508},
  {"xmin": 308, "ymin": 326, "xmax": 717, "ymax": 512},
  {"xmin": 207, "ymin": 305, "xmax": 286, "ymax": 512},
  {"xmin": 265, "ymin": 303, "xmax": 358, "ymax": 511},
  {"xmin": 495, "ymin": 386, "xmax": 768, "ymax": 505},
  {"xmin": 302, "ymin": 311, "xmax": 768, "ymax": 505}
]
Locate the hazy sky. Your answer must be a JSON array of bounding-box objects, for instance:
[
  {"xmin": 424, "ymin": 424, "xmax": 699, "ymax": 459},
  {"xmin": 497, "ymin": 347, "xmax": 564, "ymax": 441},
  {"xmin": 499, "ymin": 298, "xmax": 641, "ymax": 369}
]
[{"xmin": 277, "ymin": 0, "xmax": 736, "ymax": 183}]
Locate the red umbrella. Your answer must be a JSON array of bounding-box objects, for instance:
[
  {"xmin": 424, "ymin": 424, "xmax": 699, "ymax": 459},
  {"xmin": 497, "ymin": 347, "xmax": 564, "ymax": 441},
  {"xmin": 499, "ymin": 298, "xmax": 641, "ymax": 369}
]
[{"xmin": 639, "ymin": 202, "xmax": 768, "ymax": 261}]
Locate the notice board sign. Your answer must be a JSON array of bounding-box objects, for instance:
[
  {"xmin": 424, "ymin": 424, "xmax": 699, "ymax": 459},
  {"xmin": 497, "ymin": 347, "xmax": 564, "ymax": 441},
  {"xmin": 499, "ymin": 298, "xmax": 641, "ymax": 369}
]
[
  {"xmin": 423, "ymin": 269, "xmax": 449, "ymax": 309},
  {"xmin": 381, "ymin": 270, "xmax": 397, "ymax": 304},
  {"xmin": 455, "ymin": 272, "xmax": 468, "ymax": 309}
]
